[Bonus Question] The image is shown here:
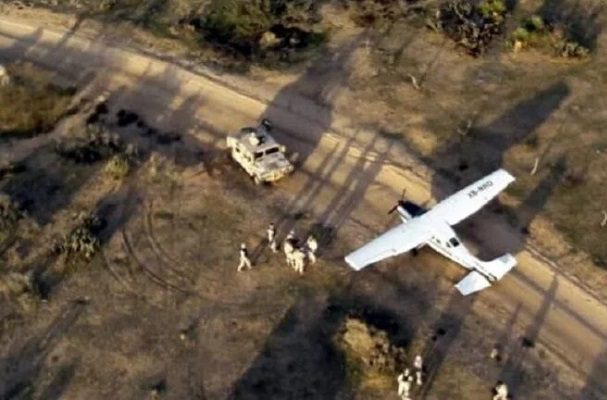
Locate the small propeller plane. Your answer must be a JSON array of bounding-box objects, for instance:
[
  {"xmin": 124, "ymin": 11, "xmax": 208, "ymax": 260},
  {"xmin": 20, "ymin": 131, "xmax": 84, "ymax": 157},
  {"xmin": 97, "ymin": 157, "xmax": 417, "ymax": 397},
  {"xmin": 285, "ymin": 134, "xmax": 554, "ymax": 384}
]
[{"xmin": 345, "ymin": 169, "xmax": 517, "ymax": 295}]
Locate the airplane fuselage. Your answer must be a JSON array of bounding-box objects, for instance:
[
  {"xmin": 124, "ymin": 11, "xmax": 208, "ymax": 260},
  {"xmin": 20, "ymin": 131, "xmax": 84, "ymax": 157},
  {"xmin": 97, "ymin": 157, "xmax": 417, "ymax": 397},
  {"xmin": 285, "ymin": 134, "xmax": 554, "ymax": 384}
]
[{"xmin": 396, "ymin": 204, "xmax": 498, "ymax": 281}]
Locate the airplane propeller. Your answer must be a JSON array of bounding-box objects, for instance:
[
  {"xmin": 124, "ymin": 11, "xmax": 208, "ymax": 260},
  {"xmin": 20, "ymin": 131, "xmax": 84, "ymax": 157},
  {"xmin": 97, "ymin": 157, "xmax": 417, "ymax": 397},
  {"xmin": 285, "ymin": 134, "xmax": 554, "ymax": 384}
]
[{"xmin": 388, "ymin": 188, "xmax": 407, "ymax": 214}]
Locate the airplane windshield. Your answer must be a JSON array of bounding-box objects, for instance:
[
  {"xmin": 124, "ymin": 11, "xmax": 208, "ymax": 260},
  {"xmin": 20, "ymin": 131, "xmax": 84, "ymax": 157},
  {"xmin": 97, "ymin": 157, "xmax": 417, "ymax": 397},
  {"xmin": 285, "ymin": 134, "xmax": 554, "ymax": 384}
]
[
  {"xmin": 449, "ymin": 238, "xmax": 460, "ymax": 247},
  {"xmin": 254, "ymin": 152, "xmax": 263, "ymax": 159}
]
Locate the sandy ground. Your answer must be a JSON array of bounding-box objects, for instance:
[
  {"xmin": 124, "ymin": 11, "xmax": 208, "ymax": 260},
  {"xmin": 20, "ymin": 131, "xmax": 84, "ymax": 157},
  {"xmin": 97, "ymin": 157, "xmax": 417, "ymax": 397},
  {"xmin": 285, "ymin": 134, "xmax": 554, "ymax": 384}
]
[{"xmin": 0, "ymin": 10, "xmax": 606, "ymax": 400}]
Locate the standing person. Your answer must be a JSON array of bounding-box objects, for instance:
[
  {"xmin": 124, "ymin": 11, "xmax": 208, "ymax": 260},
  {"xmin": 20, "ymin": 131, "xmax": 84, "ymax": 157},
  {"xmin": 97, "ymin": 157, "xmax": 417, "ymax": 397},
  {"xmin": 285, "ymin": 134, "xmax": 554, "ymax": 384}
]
[
  {"xmin": 493, "ymin": 381, "xmax": 509, "ymax": 400},
  {"xmin": 306, "ymin": 235, "xmax": 318, "ymax": 264},
  {"xmin": 413, "ymin": 354, "xmax": 423, "ymax": 386},
  {"xmin": 237, "ymin": 243, "xmax": 252, "ymax": 272},
  {"xmin": 283, "ymin": 239, "xmax": 295, "ymax": 268},
  {"xmin": 397, "ymin": 369, "xmax": 413, "ymax": 400},
  {"xmin": 490, "ymin": 345, "xmax": 502, "ymax": 362},
  {"xmin": 292, "ymin": 249, "xmax": 306, "ymax": 275},
  {"xmin": 267, "ymin": 223, "xmax": 278, "ymax": 253}
]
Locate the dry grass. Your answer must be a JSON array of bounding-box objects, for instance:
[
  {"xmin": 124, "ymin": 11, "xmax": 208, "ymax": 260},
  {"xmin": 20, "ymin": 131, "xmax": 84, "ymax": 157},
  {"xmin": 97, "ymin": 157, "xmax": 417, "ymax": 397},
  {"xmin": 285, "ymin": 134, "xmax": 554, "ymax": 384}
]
[{"xmin": 0, "ymin": 62, "xmax": 74, "ymax": 138}]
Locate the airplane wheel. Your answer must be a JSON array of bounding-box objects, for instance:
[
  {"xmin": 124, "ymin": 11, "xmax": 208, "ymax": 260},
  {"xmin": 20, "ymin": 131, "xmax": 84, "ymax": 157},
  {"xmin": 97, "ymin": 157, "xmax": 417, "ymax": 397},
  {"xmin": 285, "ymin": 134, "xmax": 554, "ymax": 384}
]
[{"xmin": 411, "ymin": 248, "xmax": 418, "ymax": 257}]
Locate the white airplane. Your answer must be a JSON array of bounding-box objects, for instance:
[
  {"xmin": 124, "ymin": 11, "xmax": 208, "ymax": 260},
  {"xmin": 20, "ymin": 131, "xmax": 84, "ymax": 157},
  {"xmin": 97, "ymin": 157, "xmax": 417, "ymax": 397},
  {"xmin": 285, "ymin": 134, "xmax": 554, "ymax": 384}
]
[{"xmin": 345, "ymin": 169, "xmax": 517, "ymax": 295}]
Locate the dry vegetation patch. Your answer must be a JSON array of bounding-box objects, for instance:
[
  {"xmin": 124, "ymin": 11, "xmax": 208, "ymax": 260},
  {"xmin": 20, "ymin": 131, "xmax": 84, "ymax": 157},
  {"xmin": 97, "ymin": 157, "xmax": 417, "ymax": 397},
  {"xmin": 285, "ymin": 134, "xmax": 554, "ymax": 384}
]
[
  {"xmin": 0, "ymin": 63, "xmax": 74, "ymax": 138},
  {"xmin": 335, "ymin": 316, "xmax": 408, "ymax": 389}
]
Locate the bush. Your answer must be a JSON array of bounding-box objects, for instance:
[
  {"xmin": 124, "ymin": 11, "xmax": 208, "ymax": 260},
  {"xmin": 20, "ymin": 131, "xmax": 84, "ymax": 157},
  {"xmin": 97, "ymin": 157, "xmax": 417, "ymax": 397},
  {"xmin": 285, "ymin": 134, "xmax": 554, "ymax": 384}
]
[
  {"xmin": 510, "ymin": 14, "xmax": 589, "ymax": 59},
  {"xmin": 105, "ymin": 154, "xmax": 131, "ymax": 180},
  {"xmin": 526, "ymin": 14, "xmax": 545, "ymax": 31},
  {"xmin": 197, "ymin": 0, "xmax": 326, "ymax": 63},
  {"xmin": 477, "ymin": 0, "xmax": 506, "ymax": 19},
  {"xmin": 347, "ymin": 0, "xmax": 408, "ymax": 27},
  {"xmin": 512, "ymin": 27, "xmax": 530, "ymax": 43},
  {"xmin": 559, "ymin": 40, "xmax": 588, "ymax": 58},
  {"xmin": 54, "ymin": 213, "xmax": 104, "ymax": 260},
  {"xmin": 203, "ymin": 0, "xmax": 272, "ymax": 54},
  {"xmin": 0, "ymin": 194, "xmax": 25, "ymax": 230},
  {"xmin": 433, "ymin": 0, "xmax": 509, "ymax": 56},
  {"xmin": 55, "ymin": 123, "xmax": 124, "ymax": 163}
]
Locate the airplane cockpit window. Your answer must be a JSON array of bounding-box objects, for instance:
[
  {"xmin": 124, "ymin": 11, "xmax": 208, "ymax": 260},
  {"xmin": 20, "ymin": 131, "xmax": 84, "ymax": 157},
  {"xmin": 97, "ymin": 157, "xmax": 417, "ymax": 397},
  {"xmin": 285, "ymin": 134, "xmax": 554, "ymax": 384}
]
[{"xmin": 449, "ymin": 238, "xmax": 460, "ymax": 247}]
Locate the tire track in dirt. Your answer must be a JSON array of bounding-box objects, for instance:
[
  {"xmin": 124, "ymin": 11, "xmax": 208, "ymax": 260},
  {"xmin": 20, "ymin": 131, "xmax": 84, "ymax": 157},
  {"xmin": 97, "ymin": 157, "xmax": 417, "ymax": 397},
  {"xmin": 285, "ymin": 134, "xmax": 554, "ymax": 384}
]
[
  {"xmin": 143, "ymin": 200, "xmax": 194, "ymax": 283},
  {"xmin": 99, "ymin": 250, "xmax": 140, "ymax": 297},
  {"xmin": 120, "ymin": 228, "xmax": 192, "ymax": 295}
]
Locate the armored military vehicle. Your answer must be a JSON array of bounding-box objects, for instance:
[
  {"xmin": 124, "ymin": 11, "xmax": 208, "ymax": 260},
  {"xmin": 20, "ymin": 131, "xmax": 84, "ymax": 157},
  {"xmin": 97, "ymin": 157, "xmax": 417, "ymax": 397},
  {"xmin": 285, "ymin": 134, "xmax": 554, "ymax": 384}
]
[{"xmin": 226, "ymin": 119, "xmax": 295, "ymax": 184}]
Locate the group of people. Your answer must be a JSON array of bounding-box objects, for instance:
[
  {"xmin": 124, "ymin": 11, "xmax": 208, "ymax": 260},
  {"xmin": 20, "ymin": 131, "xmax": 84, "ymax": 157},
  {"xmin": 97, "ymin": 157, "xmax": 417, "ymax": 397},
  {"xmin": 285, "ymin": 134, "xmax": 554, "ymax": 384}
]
[
  {"xmin": 394, "ymin": 350, "xmax": 511, "ymax": 400},
  {"xmin": 237, "ymin": 222, "xmax": 319, "ymax": 274},
  {"xmin": 397, "ymin": 355, "xmax": 424, "ymax": 400}
]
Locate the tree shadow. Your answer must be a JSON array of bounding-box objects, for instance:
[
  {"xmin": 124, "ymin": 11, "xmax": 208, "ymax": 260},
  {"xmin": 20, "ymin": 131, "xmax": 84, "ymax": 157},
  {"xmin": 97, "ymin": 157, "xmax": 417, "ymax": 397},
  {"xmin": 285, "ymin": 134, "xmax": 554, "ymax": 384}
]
[
  {"xmin": 580, "ymin": 346, "xmax": 607, "ymax": 399},
  {"xmin": 412, "ymin": 84, "xmax": 570, "ymax": 395},
  {"xmin": 228, "ymin": 288, "xmax": 415, "ymax": 400},
  {"xmin": 228, "ymin": 297, "xmax": 347, "ymax": 400},
  {"xmin": 0, "ymin": 302, "xmax": 85, "ymax": 398},
  {"xmin": 431, "ymin": 81, "xmax": 570, "ymax": 189},
  {"xmin": 0, "ymin": 27, "xmax": 44, "ymax": 63},
  {"xmin": 538, "ymin": 0, "xmax": 604, "ymax": 51},
  {"xmin": 262, "ymin": 37, "xmax": 363, "ymax": 167},
  {"xmin": 417, "ymin": 291, "xmax": 475, "ymax": 397},
  {"xmin": 0, "ymin": 144, "xmax": 106, "ymax": 226},
  {"xmin": 0, "ymin": 62, "xmax": 211, "ymax": 300},
  {"xmin": 498, "ymin": 275, "xmax": 558, "ymax": 395},
  {"xmin": 426, "ymin": 81, "xmax": 570, "ymax": 259},
  {"xmin": 36, "ymin": 361, "xmax": 78, "ymax": 400}
]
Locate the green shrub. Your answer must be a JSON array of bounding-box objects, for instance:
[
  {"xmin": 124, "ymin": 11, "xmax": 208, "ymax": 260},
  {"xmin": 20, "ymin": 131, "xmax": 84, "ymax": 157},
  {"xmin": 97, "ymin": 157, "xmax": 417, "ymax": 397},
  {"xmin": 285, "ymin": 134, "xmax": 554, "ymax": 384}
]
[
  {"xmin": 510, "ymin": 14, "xmax": 589, "ymax": 59},
  {"xmin": 203, "ymin": 0, "xmax": 272, "ymax": 54},
  {"xmin": 526, "ymin": 15, "xmax": 545, "ymax": 32},
  {"xmin": 198, "ymin": 0, "xmax": 326, "ymax": 63},
  {"xmin": 512, "ymin": 27, "xmax": 530, "ymax": 42},
  {"xmin": 560, "ymin": 40, "xmax": 589, "ymax": 58},
  {"xmin": 477, "ymin": 0, "xmax": 507, "ymax": 19}
]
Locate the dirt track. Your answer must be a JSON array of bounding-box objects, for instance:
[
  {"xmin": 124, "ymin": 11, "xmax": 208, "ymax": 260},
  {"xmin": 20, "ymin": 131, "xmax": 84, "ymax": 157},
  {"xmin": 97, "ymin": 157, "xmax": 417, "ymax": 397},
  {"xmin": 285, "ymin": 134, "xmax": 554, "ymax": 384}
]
[{"xmin": 1, "ymin": 14, "xmax": 606, "ymax": 398}]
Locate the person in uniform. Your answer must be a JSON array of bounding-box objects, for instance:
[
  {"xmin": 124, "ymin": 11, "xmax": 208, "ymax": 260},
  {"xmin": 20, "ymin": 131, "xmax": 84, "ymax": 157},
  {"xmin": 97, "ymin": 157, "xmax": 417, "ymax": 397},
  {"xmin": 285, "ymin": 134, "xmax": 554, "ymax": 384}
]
[
  {"xmin": 267, "ymin": 223, "xmax": 278, "ymax": 253},
  {"xmin": 237, "ymin": 243, "xmax": 252, "ymax": 272},
  {"xmin": 306, "ymin": 235, "xmax": 318, "ymax": 264}
]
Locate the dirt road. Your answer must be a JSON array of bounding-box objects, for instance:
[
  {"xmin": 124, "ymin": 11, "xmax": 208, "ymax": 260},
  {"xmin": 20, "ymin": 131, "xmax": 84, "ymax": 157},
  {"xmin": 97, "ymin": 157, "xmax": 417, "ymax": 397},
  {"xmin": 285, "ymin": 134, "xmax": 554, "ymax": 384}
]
[{"xmin": 0, "ymin": 15, "xmax": 606, "ymax": 398}]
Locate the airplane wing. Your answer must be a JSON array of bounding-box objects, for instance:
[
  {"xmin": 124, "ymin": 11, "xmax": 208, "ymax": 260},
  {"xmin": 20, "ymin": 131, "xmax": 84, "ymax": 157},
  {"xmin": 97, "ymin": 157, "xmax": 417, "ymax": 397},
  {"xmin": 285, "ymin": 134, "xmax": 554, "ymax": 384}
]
[
  {"xmin": 345, "ymin": 218, "xmax": 432, "ymax": 271},
  {"xmin": 432, "ymin": 169, "xmax": 515, "ymax": 226}
]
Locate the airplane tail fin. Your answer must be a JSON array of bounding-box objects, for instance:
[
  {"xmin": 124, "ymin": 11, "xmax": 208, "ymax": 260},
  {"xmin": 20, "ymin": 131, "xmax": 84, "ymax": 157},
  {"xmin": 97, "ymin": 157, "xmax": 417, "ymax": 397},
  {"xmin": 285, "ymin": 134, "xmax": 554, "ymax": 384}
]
[
  {"xmin": 482, "ymin": 253, "xmax": 517, "ymax": 280},
  {"xmin": 455, "ymin": 254, "xmax": 517, "ymax": 296}
]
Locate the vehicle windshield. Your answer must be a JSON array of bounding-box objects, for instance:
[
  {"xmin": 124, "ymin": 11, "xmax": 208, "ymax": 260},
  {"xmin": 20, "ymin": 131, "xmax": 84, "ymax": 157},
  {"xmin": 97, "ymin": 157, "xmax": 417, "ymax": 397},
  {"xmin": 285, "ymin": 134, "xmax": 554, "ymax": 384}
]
[
  {"xmin": 265, "ymin": 147, "xmax": 280, "ymax": 156},
  {"xmin": 449, "ymin": 238, "xmax": 460, "ymax": 247}
]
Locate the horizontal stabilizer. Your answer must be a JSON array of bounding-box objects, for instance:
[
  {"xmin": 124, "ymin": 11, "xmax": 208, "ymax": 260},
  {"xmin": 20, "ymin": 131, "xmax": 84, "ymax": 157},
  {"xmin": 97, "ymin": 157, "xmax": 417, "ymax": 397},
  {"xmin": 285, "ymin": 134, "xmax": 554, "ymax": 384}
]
[
  {"xmin": 482, "ymin": 253, "xmax": 517, "ymax": 280},
  {"xmin": 455, "ymin": 271, "xmax": 492, "ymax": 296}
]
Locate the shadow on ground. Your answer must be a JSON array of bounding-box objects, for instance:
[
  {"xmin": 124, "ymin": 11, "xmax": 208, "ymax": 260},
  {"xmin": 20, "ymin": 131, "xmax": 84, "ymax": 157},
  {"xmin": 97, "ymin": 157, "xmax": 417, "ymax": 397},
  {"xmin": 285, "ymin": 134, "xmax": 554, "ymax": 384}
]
[
  {"xmin": 0, "ymin": 301, "xmax": 85, "ymax": 398},
  {"xmin": 229, "ymin": 287, "xmax": 415, "ymax": 400}
]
